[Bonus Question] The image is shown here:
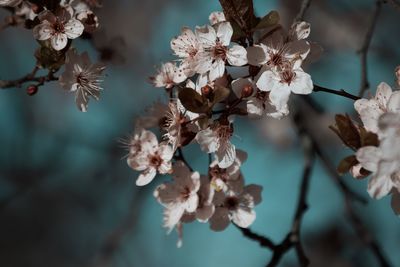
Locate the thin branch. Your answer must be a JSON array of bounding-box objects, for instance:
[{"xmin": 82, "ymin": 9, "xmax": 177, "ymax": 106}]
[
  {"xmin": 358, "ymin": 0, "xmax": 383, "ymax": 97},
  {"xmin": 0, "ymin": 66, "xmax": 58, "ymax": 89},
  {"xmin": 174, "ymin": 147, "xmax": 194, "ymax": 172},
  {"xmin": 313, "ymin": 84, "xmax": 361, "ymax": 101},
  {"xmin": 294, "ymin": 0, "xmax": 312, "ymax": 22},
  {"xmin": 236, "ymin": 226, "xmax": 275, "ymax": 249}
]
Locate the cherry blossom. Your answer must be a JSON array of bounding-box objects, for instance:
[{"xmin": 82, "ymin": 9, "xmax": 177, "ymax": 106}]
[
  {"xmin": 209, "ymin": 11, "xmax": 226, "ymax": 25},
  {"xmin": 151, "ymin": 62, "xmax": 186, "ymax": 89},
  {"xmin": 256, "ymin": 63, "xmax": 313, "ymax": 114},
  {"xmin": 59, "ymin": 50, "xmax": 106, "ymax": 112},
  {"xmin": 209, "ymin": 184, "xmax": 262, "ymax": 231},
  {"xmin": 127, "ymin": 129, "xmax": 174, "ymax": 186},
  {"xmin": 154, "ymin": 161, "xmax": 201, "ymax": 232},
  {"xmin": 195, "ymin": 121, "xmax": 236, "ymax": 168},
  {"xmin": 195, "ymin": 21, "xmax": 247, "ymax": 81},
  {"xmin": 33, "ymin": 9, "xmax": 84, "ymax": 51},
  {"xmin": 354, "ymin": 82, "xmax": 400, "ymax": 134}
]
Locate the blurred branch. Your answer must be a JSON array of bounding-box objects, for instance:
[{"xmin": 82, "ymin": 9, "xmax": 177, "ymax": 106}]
[
  {"xmin": 385, "ymin": 0, "xmax": 400, "ymax": 11},
  {"xmin": 0, "ymin": 65, "xmax": 58, "ymax": 89},
  {"xmin": 358, "ymin": 0, "xmax": 383, "ymax": 97},
  {"xmin": 294, "ymin": 0, "xmax": 312, "ymax": 22},
  {"xmin": 238, "ymin": 133, "xmax": 315, "ymax": 267},
  {"xmin": 313, "ymin": 84, "xmax": 360, "ymax": 101}
]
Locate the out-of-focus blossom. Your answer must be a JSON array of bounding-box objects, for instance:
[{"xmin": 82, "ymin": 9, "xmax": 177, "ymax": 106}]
[
  {"xmin": 59, "ymin": 50, "xmax": 106, "ymax": 112},
  {"xmin": 0, "ymin": 0, "xmax": 21, "ymax": 7}
]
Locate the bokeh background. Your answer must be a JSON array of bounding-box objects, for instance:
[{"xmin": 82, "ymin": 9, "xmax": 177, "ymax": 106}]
[{"xmin": 0, "ymin": 0, "xmax": 399, "ymax": 266}]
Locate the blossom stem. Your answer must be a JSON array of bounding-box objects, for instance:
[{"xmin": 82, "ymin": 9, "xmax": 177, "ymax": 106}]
[
  {"xmin": 294, "ymin": 0, "xmax": 313, "ymax": 23},
  {"xmin": 174, "ymin": 148, "xmax": 194, "ymax": 172},
  {"xmin": 313, "ymin": 84, "xmax": 360, "ymax": 101}
]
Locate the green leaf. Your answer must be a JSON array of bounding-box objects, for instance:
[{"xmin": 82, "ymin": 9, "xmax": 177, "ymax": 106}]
[
  {"xmin": 254, "ymin": 10, "xmax": 280, "ymax": 30},
  {"xmin": 178, "ymin": 87, "xmax": 210, "ymax": 114}
]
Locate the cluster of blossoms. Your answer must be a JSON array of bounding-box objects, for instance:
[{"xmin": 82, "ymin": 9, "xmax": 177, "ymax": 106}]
[
  {"xmin": 126, "ymin": 10, "xmax": 319, "ymax": 246},
  {"xmin": 0, "ymin": 0, "xmax": 106, "ymax": 111},
  {"xmin": 333, "ymin": 74, "xmax": 400, "ymax": 215}
]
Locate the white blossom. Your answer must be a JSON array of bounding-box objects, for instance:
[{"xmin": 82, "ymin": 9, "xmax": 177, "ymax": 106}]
[
  {"xmin": 151, "ymin": 62, "xmax": 186, "ymax": 89},
  {"xmin": 354, "ymin": 82, "xmax": 400, "ymax": 134},
  {"xmin": 59, "ymin": 50, "xmax": 106, "ymax": 112},
  {"xmin": 256, "ymin": 63, "xmax": 313, "ymax": 114},
  {"xmin": 209, "ymin": 185, "xmax": 262, "ymax": 231},
  {"xmin": 127, "ymin": 129, "xmax": 173, "ymax": 186},
  {"xmin": 33, "ymin": 9, "xmax": 84, "ymax": 51},
  {"xmin": 209, "ymin": 150, "xmax": 247, "ymax": 192},
  {"xmin": 195, "ymin": 22, "xmax": 247, "ymax": 81},
  {"xmin": 209, "ymin": 11, "xmax": 226, "ymax": 25},
  {"xmin": 195, "ymin": 121, "xmax": 235, "ymax": 168},
  {"xmin": 356, "ymin": 113, "xmax": 400, "ymax": 215},
  {"xmin": 154, "ymin": 161, "xmax": 201, "ymax": 232}
]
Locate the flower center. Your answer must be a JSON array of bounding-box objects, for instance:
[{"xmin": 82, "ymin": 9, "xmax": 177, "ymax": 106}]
[
  {"xmin": 76, "ymin": 73, "xmax": 90, "ymax": 87},
  {"xmin": 280, "ymin": 69, "xmax": 296, "ymax": 85},
  {"xmin": 180, "ymin": 186, "xmax": 191, "ymax": 201},
  {"xmin": 149, "ymin": 154, "xmax": 162, "ymax": 167},
  {"xmin": 54, "ymin": 21, "xmax": 65, "ymax": 33},
  {"xmin": 213, "ymin": 42, "xmax": 227, "ymax": 61},
  {"xmin": 268, "ymin": 52, "xmax": 283, "ymax": 67},
  {"xmin": 225, "ymin": 196, "xmax": 239, "ymax": 210}
]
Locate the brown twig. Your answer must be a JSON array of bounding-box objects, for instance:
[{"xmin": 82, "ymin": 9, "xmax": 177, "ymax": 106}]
[
  {"xmin": 313, "ymin": 84, "xmax": 360, "ymax": 101},
  {"xmin": 0, "ymin": 66, "xmax": 58, "ymax": 89},
  {"xmin": 237, "ymin": 133, "xmax": 315, "ymax": 267},
  {"xmin": 358, "ymin": 0, "xmax": 383, "ymax": 97}
]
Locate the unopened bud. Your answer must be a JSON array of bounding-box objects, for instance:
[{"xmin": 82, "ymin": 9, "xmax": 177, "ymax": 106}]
[
  {"xmin": 26, "ymin": 85, "xmax": 38, "ymax": 96},
  {"xmin": 201, "ymin": 85, "xmax": 212, "ymax": 96},
  {"xmin": 241, "ymin": 84, "xmax": 254, "ymax": 98}
]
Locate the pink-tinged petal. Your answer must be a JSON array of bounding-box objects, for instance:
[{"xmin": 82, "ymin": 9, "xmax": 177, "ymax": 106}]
[
  {"xmin": 354, "ymin": 99, "xmax": 381, "ymax": 133},
  {"xmin": 290, "ymin": 70, "xmax": 313, "ymax": 95},
  {"xmin": 256, "ymin": 70, "xmax": 276, "ymax": 92},
  {"xmin": 246, "ymin": 45, "xmax": 267, "ymax": 66},
  {"xmin": 171, "ymin": 27, "xmax": 198, "ymax": 58},
  {"xmin": 208, "ymin": 59, "xmax": 225, "ymax": 81},
  {"xmin": 227, "ymin": 45, "xmax": 247, "ymax": 66},
  {"xmin": 367, "ymin": 174, "xmax": 394, "ymax": 199},
  {"xmin": 154, "ymin": 183, "xmax": 180, "ymax": 206},
  {"xmin": 163, "ymin": 205, "xmax": 185, "ymax": 233},
  {"xmin": 38, "ymin": 10, "xmax": 56, "ymax": 23},
  {"xmin": 231, "ymin": 208, "xmax": 256, "ymax": 228},
  {"xmin": 269, "ymin": 86, "xmax": 291, "ymax": 111},
  {"xmin": 33, "ymin": 22, "xmax": 53, "ymax": 40},
  {"xmin": 391, "ymin": 190, "xmax": 400, "ymax": 216},
  {"xmin": 64, "ymin": 19, "xmax": 84, "ymax": 39},
  {"xmin": 215, "ymin": 22, "xmax": 233, "ymax": 46},
  {"xmin": 195, "ymin": 25, "xmax": 216, "ymax": 47},
  {"xmin": 209, "ymin": 207, "xmax": 230, "ymax": 231},
  {"xmin": 231, "ymin": 78, "xmax": 253, "ymax": 98},
  {"xmin": 247, "ymin": 98, "xmax": 265, "ymax": 117},
  {"xmin": 244, "ymin": 184, "xmax": 263, "ymax": 205},
  {"xmin": 216, "ymin": 141, "xmax": 236, "ymax": 168},
  {"xmin": 209, "ymin": 11, "xmax": 226, "ymax": 25},
  {"xmin": 284, "ymin": 40, "xmax": 310, "ymax": 60},
  {"xmin": 136, "ymin": 167, "xmax": 157, "ymax": 186},
  {"xmin": 185, "ymin": 194, "xmax": 199, "ymax": 213},
  {"xmin": 51, "ymin": 33, "xmax": 68, "ymax": 50},
  {"xmin": 194, "ymin": 51, "xmax": 213, "ymax": 74},
  {"xmin": 375, "ymin": 82, "xmax": 392, "ymax": 108},
  {"xmin": 159, "ymin": 144, "xmax": 174, "ymax": 161},
  {"xmin": 387, "ymin": 91, "xmax": 400, "ymax": 113},
  {"xmin": 196, "ymin": 128, "xmax": 219, "ymax": 153},
  {"xmin": 356, "ymin": 146, "xmax": 380, "ymax": 172},
  {"xmin": 290, "ymin": 21, "xmax": 311, "ymax": 40}
]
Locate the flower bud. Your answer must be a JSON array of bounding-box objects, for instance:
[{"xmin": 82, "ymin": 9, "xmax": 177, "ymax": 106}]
[
  {"xmin": 26, "ymin": 85, "xmax": 38, "ymax": 96},
  {"xmin": 395, "ymin": 66, "xmax": 400, "ymax": 87},
  {"xmin": 241, "ymin": 84, "xmax": 254, "ymax": 98},
  {"xmin": 201, "ymin": 85, "xmax": 212, "ymax": 96}
]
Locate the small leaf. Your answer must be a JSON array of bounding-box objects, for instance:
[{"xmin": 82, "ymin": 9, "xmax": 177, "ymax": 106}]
[
  {"xmin": 211, "ymin": 85, "xmax": 231, "ymax": 105},
  {"xmin": 219, "ymin": 0, "xmax": 256, "ymax": 33},
  {"xmin": 178, "ymin": 87, "xmax": 210, "ymax": 114},
  {"xmin": 337, "ymin": 155, "xmax": 358, "ymax": 175},
  {"xmin": 359, "ymin": 127, "xmax": 379, "ymax": 147},
  {"xmin": 254, "ymin": 11, "xmax": 280, "ymax": 30},
  {"xmin": 330, "ymin": 114, "xmax": 361, "ymax": 150}
]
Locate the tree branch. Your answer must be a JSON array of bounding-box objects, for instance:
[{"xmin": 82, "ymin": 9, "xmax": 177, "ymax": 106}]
[
  {"xmin": 313, "ymin": 84, "xmax": 361, "ymax": 101},
  {"xmin": 358, "ymin": 0, "xmax": 383, "ymax": 97},
  {"xmin": 294, "ymin": 0, "xmax": 312, "ymax": 22},
  {"xmin": 0, "ymin": 65, "xmax": 58, "ymax": 89}
]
